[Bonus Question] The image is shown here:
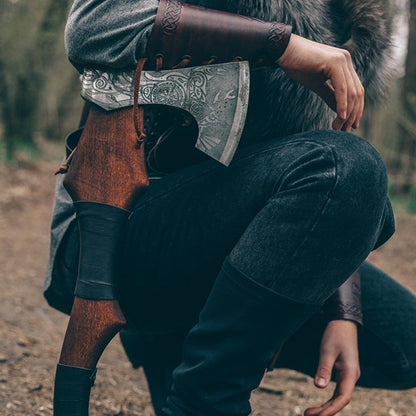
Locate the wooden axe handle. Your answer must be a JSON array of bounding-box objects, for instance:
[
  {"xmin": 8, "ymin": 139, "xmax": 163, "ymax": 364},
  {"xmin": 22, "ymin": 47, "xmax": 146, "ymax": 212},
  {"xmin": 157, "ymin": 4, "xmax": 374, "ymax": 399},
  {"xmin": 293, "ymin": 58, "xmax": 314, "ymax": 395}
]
[
  {"xmin": 53, "ymin": 104, "xmax": 149, "ymax": 415},
  {"xmin": 63, "ymin": 105, "xmax": 148, "ymax": 208}
]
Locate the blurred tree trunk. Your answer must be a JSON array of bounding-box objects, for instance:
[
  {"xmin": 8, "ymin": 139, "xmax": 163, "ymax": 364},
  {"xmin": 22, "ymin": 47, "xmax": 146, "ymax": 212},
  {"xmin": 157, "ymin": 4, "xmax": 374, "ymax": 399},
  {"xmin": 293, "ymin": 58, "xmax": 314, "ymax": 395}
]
[
  {"xmin": 0, "ymin": 58, "xmax": 14, "ymax": 161},
  {"xmin": 0, "ymin": 0, "xmax": 77, "ymax": 160},
  {"xmin": 34, "ymin": 0, "xmax": 81, "ymax": 141},
  {"xmin": 396, "ymin": 0, "xmax": 416, "ymax": 194},
  {"xmin": 362, "ymin": 0, "xmax": 414, "ymax": 196}
]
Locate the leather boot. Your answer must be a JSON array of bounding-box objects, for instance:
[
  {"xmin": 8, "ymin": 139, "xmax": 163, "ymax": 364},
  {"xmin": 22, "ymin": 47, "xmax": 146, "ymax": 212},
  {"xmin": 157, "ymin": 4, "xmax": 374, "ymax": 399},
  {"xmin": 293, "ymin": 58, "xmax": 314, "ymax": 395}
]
[
  {"xmin": 147, "ymin": 0, "xmax": 292, "ymax": 69},
  {"xmin": 161, "ymin": 257, "xmax": 321, "ymax": 416}
]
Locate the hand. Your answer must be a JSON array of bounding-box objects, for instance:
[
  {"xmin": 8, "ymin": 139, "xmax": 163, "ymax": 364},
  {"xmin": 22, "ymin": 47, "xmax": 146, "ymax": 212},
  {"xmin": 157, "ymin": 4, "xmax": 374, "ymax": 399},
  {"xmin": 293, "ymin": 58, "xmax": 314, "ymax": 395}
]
[
  {"xmin": 277, "ymin": 34, "xmax": 365, "ymax": 132},
  {"xmin": 304, "ymin": 320, "xmax": 360, "ymax": 416}
]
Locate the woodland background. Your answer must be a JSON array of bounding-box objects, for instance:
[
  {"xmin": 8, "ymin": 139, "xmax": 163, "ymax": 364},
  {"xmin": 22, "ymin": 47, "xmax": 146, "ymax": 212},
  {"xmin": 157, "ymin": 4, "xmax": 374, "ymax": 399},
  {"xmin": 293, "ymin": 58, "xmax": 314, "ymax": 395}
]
[
  {"xmin": 0, "ymin": 1, "xmax": 416, "ymax": 415},
  {"xmin": 0, "ymin": 0, "xmax": 416, "ymax": 200},
  {"xmin": 0, "ymin": 0, "xmax": 416, "ymax": 201}
]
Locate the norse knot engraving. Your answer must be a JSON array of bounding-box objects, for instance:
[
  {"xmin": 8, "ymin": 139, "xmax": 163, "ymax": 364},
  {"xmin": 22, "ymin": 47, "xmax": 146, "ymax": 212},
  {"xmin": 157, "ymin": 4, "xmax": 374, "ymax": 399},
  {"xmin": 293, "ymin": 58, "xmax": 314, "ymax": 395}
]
[
  {"xmin": 162, "ymin": 0, "xmax": 183, "ymax": 35},
  {"xmin": 268, "ymin": 22, "xmax": 285, "ymax": 49},
  {"xmin": 335, "ymin": 303, "xmax": 363, "ymax": 319}
]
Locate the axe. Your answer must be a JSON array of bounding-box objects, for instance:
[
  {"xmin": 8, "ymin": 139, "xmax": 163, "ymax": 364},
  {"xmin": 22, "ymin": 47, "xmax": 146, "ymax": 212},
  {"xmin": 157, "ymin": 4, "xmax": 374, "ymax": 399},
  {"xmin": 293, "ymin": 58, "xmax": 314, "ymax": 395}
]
[
  {"xmin": 81, "ymin": 61, "xmax": 250, "ymax": 166},
  {"xmin": 53, "ymin": 60, "xmax": 249, "ymax": 415}
]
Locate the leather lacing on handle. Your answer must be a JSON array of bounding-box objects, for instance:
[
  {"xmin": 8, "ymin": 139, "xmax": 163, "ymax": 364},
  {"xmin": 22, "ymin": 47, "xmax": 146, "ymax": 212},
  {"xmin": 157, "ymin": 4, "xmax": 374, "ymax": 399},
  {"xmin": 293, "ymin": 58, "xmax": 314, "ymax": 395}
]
[
  {"xmin": 54, "ymin": 147, "xmax": 77, "ymax": 175},
  {"xmin": 55, "ymin": 103, "xmax": 90, "ymax": 175},
  {"xmin": 55, "ymin": 58, "xmax": 148, "ymax": 175},
  {"xmin": 146, "ymin": 124, "xmax": 179, "ymax": 173},
  {"xmin": 133, "ymin": 57, "xmax": 148, "ymax": 149}
]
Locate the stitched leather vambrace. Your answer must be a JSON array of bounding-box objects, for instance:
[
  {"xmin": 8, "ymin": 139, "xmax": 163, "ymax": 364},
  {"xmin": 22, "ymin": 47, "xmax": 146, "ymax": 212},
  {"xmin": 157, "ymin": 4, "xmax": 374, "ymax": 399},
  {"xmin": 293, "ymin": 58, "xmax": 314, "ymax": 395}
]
[
  {"xmin": 323, "ymin": 269, "xmax": 363, "ymax": 327},
  {"xmin": 147, "ymin": 0, "xmax": 292, "ymax": 69}
]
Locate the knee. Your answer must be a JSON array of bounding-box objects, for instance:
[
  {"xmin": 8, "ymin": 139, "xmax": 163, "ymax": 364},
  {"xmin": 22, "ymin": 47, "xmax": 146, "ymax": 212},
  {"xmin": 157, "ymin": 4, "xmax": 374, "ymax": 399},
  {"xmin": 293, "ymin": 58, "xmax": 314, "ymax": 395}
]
[
  {"xmin": 325, "ymin": 131, "xmax": 388, "ymax": 221},
  {"xmin": 301, "ymin": 131, "xmax": 391, "ymax": 247},
  {"xmin": 394, "ymin": 365, "xmax": 416, "ymax": 389},
  {"xmin": 268, "ymin": 130, "xmax": 389, "ymax": 227},
  {"xmin": 329, "ymin": 131, "xmax": 387, "ymax": 199},
  {"xmin": 359, "ymin": 357, "xmax": 416, "ymax": 390},
  {"xmin": 277, "ymin": 130, "xmax": 388, "ymax": 205},
  {"xmin": 382, "ymin": 358, "xmax": 416, "ymax": 390}
]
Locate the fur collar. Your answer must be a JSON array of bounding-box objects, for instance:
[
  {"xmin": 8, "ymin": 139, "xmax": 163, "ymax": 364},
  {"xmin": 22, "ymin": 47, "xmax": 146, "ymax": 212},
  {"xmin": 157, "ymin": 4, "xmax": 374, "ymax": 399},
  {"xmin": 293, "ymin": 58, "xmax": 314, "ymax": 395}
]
[{"xmin": 185, "ymin": 0, "xmax": 395, "ymax": 138}]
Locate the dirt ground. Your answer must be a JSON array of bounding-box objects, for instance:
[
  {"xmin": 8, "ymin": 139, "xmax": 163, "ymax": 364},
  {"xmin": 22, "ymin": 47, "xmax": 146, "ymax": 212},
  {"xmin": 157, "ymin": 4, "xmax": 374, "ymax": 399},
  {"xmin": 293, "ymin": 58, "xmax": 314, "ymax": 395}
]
[{"xmin": 1, "ymin": 148, "xmax": 415, "ymax": 416}]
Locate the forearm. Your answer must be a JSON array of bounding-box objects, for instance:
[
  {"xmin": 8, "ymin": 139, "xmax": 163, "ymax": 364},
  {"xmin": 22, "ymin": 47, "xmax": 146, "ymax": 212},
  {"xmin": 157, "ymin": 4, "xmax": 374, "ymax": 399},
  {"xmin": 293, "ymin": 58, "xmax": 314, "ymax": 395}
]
[{"xmin": 65, "ymin": 0, "xmax": 292, "ymax": 72}]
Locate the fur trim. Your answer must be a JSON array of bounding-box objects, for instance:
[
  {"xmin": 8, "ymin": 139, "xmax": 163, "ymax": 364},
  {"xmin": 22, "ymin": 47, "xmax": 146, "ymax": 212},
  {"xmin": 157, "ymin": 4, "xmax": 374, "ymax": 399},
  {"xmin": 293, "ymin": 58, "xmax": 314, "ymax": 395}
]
[{"xmin": 185, "ymin": 0, "xmax": 397, "ymax": 138}]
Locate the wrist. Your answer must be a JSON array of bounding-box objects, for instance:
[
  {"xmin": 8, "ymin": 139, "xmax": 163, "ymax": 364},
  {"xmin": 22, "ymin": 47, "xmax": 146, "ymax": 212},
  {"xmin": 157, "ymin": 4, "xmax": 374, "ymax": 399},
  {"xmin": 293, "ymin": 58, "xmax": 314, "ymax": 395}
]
[
  {"xmin": 326, "ymin": 319, "xmax": 358, "ymax": 331},
  {"xmin": 324, "ymin": 319, "xmax": 358, "ymax": 347},
  {"xmin": 276, "ymin": 33, "xmax": 299, "ymax": 67}
]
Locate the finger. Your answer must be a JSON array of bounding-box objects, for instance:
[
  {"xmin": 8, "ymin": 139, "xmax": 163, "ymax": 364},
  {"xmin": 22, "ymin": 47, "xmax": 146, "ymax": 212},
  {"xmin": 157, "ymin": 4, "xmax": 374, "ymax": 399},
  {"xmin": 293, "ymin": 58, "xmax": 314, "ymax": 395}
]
[
  {"xmin": 344, "ymin": 55, "xmax": 365, "ymax": 129},
  {"xmin": 304, "ymin": 400, "xmax": 333, "ymax": 416},
  {"xmin": 318, "ymin": 371, "xmax": 357, "ymax": 416},
  {"xmin": 318, "ymin": 394, "xmax": 351, "ymax": 416},
  {"xmin": 335, "ymin": 50, "xmax": 364, "ymax": 132},
  {"xmin": 314, "ymin": 349, "xmax": 337, "ymax": 389},
  {"xmin": 313, "ymin": 81, "xmax": 337, "ymax": 113},
  {"xmin": 340, "ymin": 65, "xmax": 358, "ymax": 132},
  {"xmin": 325, "ymin": 57, "xmax": 348, "ymax": 121},
  {"xmin": 305, "ymin": 388, "xmax": 351, "ymax": 416},
  {"xmin": 352, "ymin": 93, "xmax": 364, "ymax": 129},
  {"xmin": 304, "ymin": 392, "xmax": 337, "ymax": 416},
  {"xmin": 341, "ymin": 110, "xmax": 357, "ymax": 133},
  {"xmin": 341, "ymin": 75, "xmax": 358, "ymax": 132},
  {"xmin": 332, "ymin": 115, "xmax": 344, "ymax": 131},
  {"xmin": 351, "ymin": 74, "xmax": 365, "ymax": 129}
]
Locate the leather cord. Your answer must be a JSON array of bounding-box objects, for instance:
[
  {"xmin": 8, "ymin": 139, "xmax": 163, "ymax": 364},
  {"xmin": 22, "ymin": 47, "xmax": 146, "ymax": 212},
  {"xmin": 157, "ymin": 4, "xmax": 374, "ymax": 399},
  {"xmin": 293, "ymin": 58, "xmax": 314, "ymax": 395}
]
[{"xmin": 133, "ymin": 57, "xmax": 148, "ymax": 149}]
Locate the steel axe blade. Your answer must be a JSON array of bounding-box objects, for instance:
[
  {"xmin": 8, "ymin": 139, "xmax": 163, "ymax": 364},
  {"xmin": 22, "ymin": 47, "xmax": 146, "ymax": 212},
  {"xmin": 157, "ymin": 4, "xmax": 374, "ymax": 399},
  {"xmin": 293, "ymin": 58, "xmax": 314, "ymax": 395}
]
[{"xmin": 81, "ymin": 61, "xmax": 250, "ymax": 166}]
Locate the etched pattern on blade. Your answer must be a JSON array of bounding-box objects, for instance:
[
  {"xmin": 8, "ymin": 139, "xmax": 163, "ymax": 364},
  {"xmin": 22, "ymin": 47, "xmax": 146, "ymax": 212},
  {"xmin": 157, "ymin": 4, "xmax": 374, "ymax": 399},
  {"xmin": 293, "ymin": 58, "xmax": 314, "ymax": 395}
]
[{"xmin": 81, "ymin": 62, "xmax": 250, "ymax": 166}]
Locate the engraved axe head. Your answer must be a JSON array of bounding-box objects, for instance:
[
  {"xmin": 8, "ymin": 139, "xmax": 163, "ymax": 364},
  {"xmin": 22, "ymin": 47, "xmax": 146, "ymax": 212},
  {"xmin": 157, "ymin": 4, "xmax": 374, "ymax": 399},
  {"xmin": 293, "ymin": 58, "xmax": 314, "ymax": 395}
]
[{"xmin": 81, "ymin": 61, "xmax": 250, "ymax": 166}]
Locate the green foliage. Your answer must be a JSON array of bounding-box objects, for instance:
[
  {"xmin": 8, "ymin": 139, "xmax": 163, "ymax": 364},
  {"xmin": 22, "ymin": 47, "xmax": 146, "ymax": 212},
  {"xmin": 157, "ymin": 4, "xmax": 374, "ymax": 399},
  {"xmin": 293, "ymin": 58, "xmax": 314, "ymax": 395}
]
[
  {"xmin": 0, "ymin": 0, "xmax": 415, "ymax": 195},
  {"xmin": 408, "ymin": 186, "xmax": 416, "ymax": 214},
  {"xmin": 387, "ymin": 182, "xmax": 416, "ymax": 216}
]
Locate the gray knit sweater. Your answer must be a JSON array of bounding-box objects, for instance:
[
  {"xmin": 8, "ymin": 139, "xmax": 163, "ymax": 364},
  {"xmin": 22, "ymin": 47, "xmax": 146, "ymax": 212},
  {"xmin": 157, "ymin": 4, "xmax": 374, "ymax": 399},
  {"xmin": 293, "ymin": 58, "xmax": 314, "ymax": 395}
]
[{"xmin": 65, "ymin": 0, "xmax": 159, "ymax": 71}]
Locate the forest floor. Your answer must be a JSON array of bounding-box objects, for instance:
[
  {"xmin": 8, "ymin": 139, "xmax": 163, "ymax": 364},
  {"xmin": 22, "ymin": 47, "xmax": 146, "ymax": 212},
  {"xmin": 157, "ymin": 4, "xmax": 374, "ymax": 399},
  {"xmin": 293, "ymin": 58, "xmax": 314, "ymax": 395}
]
[{"xmin": 1, "ymin": 144, "xmax": 416, "ymax": 416}]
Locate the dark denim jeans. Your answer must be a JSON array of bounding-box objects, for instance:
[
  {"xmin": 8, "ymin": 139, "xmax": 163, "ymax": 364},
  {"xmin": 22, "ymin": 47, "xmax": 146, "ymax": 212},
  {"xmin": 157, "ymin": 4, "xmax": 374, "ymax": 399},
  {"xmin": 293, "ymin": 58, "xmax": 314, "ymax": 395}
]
[
  {"xmin": 121, "ymin": 261, "xmax": 416, "ymax": 416},
  {"xmin": 58, "ymin": 129, "xmax": 409, "ymax": 414},
  {"xmin": 119, "ymin": 130, "xmax": 394, "ymax": 328},
  {"xmin": 114, "ymin": 130, "xmax": 410, "ymax": 415}
]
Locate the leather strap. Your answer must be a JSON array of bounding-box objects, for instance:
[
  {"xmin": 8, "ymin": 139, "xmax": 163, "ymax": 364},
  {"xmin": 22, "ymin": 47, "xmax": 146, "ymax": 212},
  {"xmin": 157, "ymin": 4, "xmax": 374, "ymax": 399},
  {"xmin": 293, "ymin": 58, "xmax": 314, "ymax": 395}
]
[
  {"xmin": 54, "ymin": 364, "xmax": 96, "ymax": 416},
  {"xmin": 147, "ymin": 0, "xmax": 292, "ymax": 69},
  {"xmin": 74, "ymin": 201, "xmax": 129, "ymax": 300},
  {"xmin": 323, "ymin": 269, "xmax": 363, "ymax": 327},
  {"xmin": 133, "ymin": 57, "xmax": 148, "ymax": 148}
]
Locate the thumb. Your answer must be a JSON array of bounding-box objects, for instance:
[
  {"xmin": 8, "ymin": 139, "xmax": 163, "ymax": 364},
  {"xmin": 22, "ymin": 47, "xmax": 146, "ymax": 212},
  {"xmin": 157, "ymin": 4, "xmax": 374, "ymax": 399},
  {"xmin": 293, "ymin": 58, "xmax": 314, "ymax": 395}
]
[{"xmin": 315, "ymin": 350, "xmax": 337, "ymax": 389}]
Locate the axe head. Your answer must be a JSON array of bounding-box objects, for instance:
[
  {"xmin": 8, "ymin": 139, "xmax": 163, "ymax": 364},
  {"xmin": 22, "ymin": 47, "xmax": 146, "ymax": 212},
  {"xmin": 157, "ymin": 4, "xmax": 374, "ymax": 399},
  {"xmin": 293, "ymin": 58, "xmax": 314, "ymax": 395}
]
[{"xmin": 81, "ymin": 62, "xmax": 250, "ymax": 166}]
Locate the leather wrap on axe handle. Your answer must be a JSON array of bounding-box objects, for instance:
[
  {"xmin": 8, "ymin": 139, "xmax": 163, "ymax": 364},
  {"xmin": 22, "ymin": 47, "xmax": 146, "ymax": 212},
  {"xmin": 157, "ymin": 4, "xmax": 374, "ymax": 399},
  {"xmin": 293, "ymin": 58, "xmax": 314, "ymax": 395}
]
[{"xmin": 54, "ymin": 104, "xmax": 149, "ymax": 415}]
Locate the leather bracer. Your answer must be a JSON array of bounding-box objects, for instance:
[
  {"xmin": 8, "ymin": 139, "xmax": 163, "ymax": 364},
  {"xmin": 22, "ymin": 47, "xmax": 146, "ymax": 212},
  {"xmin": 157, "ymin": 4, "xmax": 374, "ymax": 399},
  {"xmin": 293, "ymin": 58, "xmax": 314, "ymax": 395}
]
[
  {"xmin": 323, "ymin": 269, "xmax": 363, "ymax": 327},
  {"xmin": 147, "ymin": 0, "xmax": 292, "ymax": 69}
]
